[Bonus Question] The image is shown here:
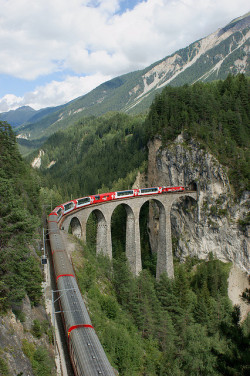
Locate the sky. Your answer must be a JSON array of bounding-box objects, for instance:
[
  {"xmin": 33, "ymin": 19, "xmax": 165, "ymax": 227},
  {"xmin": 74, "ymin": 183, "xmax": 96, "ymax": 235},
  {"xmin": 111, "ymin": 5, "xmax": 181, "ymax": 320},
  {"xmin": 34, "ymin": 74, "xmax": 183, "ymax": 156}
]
[{"xmin": 0, "ymin": 0, "xmax": 249, "ymax": 112}]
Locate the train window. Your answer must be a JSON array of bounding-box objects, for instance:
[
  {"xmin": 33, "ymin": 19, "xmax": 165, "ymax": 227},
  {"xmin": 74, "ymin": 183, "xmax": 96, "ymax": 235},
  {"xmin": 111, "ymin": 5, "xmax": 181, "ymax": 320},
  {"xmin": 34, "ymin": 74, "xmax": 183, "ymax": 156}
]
[
  {"xmin": 116, "ymin": 190, "xmax": 133, "ymax": 197},
  {"xmin": 64, "ymin": 202, "xmax": 74, "ymax": 211},
  {"xmin": 95, "ymin": 195, "xmax": 100, "ymax": 200},
  {"xmin": 140, "ymin": 187, "xmax": 158, "ymax": 194},
  {"xmin": 56, "ymin": 208, "xmax": 63, "ymax": 221},
  {"xmin": 57, "ymin": 208, "xmax": 62, "ymax": 216},
  {"xmin": 77, "ymin": 197, "xmax": 90, "ymax": 206}
]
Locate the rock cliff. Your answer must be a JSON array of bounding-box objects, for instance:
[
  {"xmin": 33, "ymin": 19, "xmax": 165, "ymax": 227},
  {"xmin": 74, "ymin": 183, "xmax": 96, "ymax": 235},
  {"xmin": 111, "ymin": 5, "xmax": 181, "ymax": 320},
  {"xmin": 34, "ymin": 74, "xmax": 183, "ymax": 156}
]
[
  {"xmin": 146, "ymin": 135, "xmax": 249, "ymax": 274},
  {"xmin": 0, "ymin": 296, "xmax": 55, "ymax": 376}
]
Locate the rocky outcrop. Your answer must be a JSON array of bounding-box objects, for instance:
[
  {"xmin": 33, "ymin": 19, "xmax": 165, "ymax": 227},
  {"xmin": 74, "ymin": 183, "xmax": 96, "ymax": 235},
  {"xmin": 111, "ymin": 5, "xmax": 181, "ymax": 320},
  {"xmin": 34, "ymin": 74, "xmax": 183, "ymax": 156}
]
[
  {"xmin": 0, "ymin": 312, "xmax": 34, "ymax": 376},
  {"xmin": 146, "ymin": 135, "xmax": 249, "ymax": 274},
  {"xmin": 0, "ymin": 297, "xmax": 55, "ymax": 376},
  {"xmin": 31, "ymin": 149, "xmax": 44, "ymax": 169}
]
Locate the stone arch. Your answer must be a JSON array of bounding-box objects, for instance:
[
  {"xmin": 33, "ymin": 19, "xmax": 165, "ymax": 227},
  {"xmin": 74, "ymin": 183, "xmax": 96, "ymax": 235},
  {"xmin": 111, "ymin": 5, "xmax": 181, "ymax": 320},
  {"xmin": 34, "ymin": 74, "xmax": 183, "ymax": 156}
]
[
  {"xmin": 89, "ymin": 208, "xmax": 110, "ymax": 257},
  {"xmin": 139, "ymin": 198, "xmax": 169, "ymax": 278},
  {"xmin": 110, "ymin": 202, "xmax": 142, "ymax": 276},
  {"xmin": 69, "ymin": 216, "xmax": 82, "ymax": 238},
  {"xmin": 140, "ymin": 200, "xmax": 166, "ymax": 275},
  {"xmin": 169, "ymin": 193, "xmax": 198, "ymax": 261},
  {"xmin": 171, "ymin": 192, "xmax": 197, "ymax": 206}
]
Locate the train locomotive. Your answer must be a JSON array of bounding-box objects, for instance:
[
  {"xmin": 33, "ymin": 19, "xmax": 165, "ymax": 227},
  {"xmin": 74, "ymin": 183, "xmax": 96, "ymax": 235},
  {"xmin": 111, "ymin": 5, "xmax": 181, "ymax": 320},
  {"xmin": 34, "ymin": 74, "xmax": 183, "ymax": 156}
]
[{"xmin": 48, "ymin": 186, "xmax": 184, "ymax": 374}]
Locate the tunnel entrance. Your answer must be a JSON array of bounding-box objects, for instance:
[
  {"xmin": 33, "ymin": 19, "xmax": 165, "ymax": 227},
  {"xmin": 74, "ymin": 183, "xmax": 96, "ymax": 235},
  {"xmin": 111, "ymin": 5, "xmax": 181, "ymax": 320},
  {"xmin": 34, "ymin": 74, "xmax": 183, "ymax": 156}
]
[{"xmin": 187, "ymin": 181, "xmax": 197, "ymax": 191}]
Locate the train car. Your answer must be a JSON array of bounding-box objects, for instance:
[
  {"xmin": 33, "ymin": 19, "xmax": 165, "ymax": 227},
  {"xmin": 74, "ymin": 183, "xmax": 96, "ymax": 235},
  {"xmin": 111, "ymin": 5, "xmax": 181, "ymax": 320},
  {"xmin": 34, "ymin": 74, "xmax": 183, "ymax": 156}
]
[
  {"xmin": 139, "ymin": 187, "xmax": 162, "ymax": 195},
  {"xmin": 58, "ymin": 275, "xmax": 115, "ymax": 375},
  {"xmin": 75, "ymin": 196, "xmax": 91, "ymax": 209},
  {"xmin": 115, "ymin": 189, "xmax": 136, "ymax": 199},
  {"xmin": 63, "ymin": 200, "xmax": 76, "ymax": 215},
  {"xmin": 91, "ymin": 192, "xmax": 115, "ymax": 204},
  {"xmin": 47, "ymin": 218, "xmax": 116, "ymax": 376},
  {"xmin": 49, "ymin": 206, "xmax": 64, "ymax": 223},
  {"xmin": 164, "ymin": 186, "xmax": 185, "ymax": 192}
]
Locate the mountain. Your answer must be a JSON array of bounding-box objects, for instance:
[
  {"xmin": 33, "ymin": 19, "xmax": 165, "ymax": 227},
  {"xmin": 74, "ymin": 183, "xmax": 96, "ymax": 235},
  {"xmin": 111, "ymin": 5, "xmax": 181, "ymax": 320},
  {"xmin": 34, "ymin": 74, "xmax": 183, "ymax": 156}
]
[
  {"xmin": 0, "ymin": 106, "xmax": 36, "ymax": 127},
  {"xmin": 16, "ymin": 12, "xmax": 249, "ymax": 143},
  {"xmin": 0, "ymin": 104, "xmax": 67, "ymax": 129}
]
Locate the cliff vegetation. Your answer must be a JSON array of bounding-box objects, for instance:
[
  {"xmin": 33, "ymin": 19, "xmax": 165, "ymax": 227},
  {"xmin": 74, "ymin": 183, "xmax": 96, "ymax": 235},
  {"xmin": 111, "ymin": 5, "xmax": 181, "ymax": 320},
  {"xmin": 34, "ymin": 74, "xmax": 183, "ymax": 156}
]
[
  {"xmin": 0, "ymin": 121, "xmax": 55, "ymax": 376},
  {"xmin": 0, "ymin": 121, "xmax": 42, "ymax": 311}
]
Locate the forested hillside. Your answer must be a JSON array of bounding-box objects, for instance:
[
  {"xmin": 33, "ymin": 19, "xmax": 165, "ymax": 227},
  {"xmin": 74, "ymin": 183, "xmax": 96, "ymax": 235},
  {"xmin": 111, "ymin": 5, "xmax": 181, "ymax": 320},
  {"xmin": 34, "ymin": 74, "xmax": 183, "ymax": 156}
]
[
  {"xmin": 33, "ymin": 112, "xmax": 147, "ymax": 204},
  {"xmin": 71, "ymin": 239, "xmax": 250, "ymax": 376},
  {"xmin": 0, "ymin": 121, "xmax": 42, "ymax": 312},
  {"xmin": 0, "ymin": 122, "xmax": 57, "ymax": 376}
]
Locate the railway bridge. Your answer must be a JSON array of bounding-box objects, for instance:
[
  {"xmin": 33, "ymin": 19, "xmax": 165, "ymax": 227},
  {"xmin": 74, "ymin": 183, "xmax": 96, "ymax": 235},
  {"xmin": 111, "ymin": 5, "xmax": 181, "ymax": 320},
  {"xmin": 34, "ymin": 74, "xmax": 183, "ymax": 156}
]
[{"xmin": 61, "ymin": 191, "xmax": 197, "ymax": 279}]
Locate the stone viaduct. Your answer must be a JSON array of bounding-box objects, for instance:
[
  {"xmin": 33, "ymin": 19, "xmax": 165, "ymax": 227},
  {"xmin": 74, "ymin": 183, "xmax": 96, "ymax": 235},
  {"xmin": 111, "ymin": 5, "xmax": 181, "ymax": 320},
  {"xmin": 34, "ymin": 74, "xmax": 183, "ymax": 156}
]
[{"xmin": 60, "ymin": 191, "xmax": 197, "ymax": 279}]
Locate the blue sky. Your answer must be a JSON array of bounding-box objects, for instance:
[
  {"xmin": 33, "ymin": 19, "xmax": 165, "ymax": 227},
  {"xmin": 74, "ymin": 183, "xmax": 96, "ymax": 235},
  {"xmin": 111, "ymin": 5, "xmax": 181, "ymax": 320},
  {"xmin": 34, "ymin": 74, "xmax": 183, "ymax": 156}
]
[{"xmin": 0, "ymin": 0, "xmax": 249, "ymax": 112}]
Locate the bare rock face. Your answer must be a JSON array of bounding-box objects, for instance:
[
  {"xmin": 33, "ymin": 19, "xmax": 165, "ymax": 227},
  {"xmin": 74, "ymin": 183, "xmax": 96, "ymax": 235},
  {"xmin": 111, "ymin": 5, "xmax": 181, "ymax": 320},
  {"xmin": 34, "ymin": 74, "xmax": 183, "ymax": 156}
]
[
  {"xmin": 147, "ymin": 135, "xmax": 249, "ymax": 274},
  {"xmin": 0, "ymin": 298, "xmax": 55, "ymax": 376},
  {"xmin": 0, "ymin": 312, "xmax": 35, "ymax": 375}
]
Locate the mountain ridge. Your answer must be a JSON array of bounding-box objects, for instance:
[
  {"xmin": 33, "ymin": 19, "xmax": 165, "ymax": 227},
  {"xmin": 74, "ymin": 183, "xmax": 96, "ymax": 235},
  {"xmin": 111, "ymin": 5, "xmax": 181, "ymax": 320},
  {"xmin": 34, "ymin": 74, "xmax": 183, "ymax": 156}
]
[
  {"xmin": 4, "ymin": 12, "xmax": 250, "ymax": 144},
  {"xmin": 0, "ymin": 106, "xmax": 35, "ymax": 127}
]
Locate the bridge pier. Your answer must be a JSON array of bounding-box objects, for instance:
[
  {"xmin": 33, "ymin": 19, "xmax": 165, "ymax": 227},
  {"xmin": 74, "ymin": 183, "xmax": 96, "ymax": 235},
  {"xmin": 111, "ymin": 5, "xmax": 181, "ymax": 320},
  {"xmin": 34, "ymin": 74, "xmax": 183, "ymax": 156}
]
[
  {"xmin": 156, "ymin": 205, "xmax": 174, "ymax": 279},
  {"xmin": 93, "ymin": 210, "xmax": 112, "ymax": 259},
  {"xmin": 126, "ymin": 207, "xmax": 142, "ymax": 276}
]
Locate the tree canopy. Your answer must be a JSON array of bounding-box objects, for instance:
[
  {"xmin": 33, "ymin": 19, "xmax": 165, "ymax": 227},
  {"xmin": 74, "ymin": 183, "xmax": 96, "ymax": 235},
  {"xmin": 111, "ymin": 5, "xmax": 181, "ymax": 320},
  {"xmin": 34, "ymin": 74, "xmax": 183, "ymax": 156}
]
[{"xmin": 0, "ymin": 121, "xmax": 42, "ymax": 311}]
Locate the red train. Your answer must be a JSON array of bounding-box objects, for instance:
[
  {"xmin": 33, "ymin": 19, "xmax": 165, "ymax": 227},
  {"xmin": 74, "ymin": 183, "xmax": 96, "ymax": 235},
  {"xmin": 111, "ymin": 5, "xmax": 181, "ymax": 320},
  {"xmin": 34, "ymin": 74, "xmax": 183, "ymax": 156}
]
[
  {"xmin": 49, "ymin": 186, "xmax": 185, "ymax": 222},
  {"xmin": 48, "ymin": 217, "xmax": 117, "ymax": 375}
]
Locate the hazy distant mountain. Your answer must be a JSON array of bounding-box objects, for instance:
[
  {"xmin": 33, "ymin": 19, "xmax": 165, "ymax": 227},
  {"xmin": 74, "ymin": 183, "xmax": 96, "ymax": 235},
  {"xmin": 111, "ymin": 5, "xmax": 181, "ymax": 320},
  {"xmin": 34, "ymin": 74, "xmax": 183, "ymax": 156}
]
[
  {"xmin": 0, "ymin": 104, "xmax": 67, "ymax": 129},
  {"xmin": 0, "ymin": 106, "xmax": 36, "ymax": 127},
  {"xmin": 16, "ymin": 12, "xmax": 249, "ymax": 142}
]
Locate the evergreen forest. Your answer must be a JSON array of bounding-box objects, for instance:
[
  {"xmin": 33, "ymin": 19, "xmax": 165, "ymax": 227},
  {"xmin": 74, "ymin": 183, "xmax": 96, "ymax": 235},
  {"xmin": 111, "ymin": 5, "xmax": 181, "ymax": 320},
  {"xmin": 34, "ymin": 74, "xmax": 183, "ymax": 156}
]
[
  {"xmin": 0, "ymin": 122, "xmax": 55, "ymax": 376},
  {"xmin": 0, "ymin": 121, "xmax": 42, "ymax": 311},
  {"xmin": 0, "ymin": 74, "xmax": 249, "ymax": 375},
  {"xmin": 73, "ymin": 242, "xmax": 250, "ymax": 376}
]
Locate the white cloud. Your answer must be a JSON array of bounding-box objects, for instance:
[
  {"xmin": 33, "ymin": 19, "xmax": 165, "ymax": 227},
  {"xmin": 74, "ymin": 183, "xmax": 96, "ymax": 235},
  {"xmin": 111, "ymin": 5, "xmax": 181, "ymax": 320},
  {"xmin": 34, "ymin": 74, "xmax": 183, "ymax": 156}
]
[
  {"xmin": 0, "ymin": 94, "xmax": 24, "ymax": 112},
  {"xmin": 0, "ymin": 0, "xmax": 249, "ymax": 110},
  {"xmin": 0, "ymin": 74, "xmax": 111, "ymax": 111}
]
